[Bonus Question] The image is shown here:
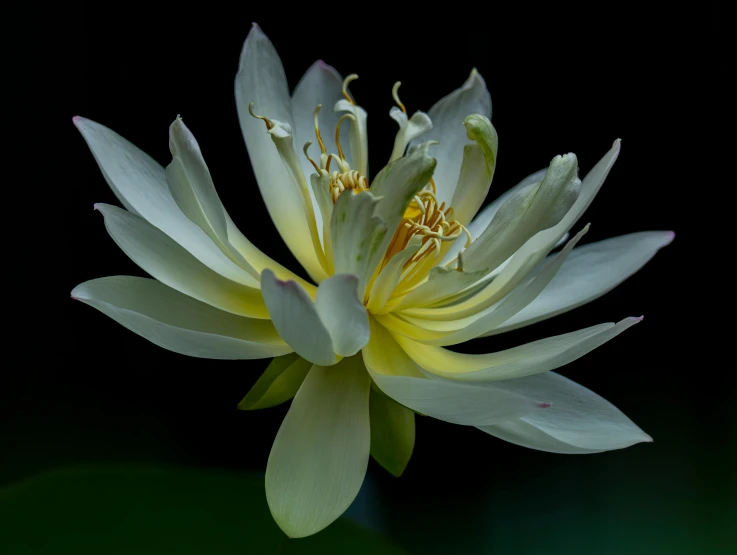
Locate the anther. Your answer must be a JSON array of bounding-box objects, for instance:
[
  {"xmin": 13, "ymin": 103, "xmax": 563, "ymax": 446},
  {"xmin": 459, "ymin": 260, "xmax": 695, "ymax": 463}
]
[
  {"xmin": 342, "ymin": 74, "xmax": 359, "ymax": 105},
  {"xmin": 313, "ymin": 105, "xmax": 327, "ymax": 155},
  {"xmin": 335, "ymin": 113, "xmax": 356, "ymax": 161},
  {"xmin": 392, "ymin": 82, "xmax": 407, "ymax": 113},
  {"xmin": 303, "ymin": 141, "xmax": 321, "ymax": 173},
  {"xmin": 248, "ymin": 102, "xmax": 273, "ymax": 130}
]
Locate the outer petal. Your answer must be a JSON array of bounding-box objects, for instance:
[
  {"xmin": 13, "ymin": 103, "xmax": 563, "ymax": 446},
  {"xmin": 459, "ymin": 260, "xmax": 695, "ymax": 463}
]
[
  {"xmin": 395, "ymin": 317, "xmax": 642, "ymax": 381},
  {"xmin": 73, "ymin": 117, "xmax": 258, "ymax": 287},
  {"xmin": 71, "ymin": 277, "xmax": 289, "ymax": 359},
  {"xmin": 96, "ymin": 204, "xmax": 268, "ymax": 318},
  {"xmin": 266, "ymin": 356, "xmax": 371, "ymax": 538},
  {"xmin": 477, "ymin": 372, "xmax": 652, "ymax": 451},
  {"xmin": 369, "ymin": 386, "xmax": 415, "ymax": 477},
  {"xmin": 238, "ymin": 354, "xmax": 312, "ymax": 410},
  {"xmin": 315, "ymin": 275, "xmax": 370, "ymax": 357},
  {"xmin": 260, "ymin": 270, "xmax": 337, "ymax": 366},
  {"xmin": 234, "ymin": 24, "xmax": 324, "ymax": 280},
  {"xmin": 484, "ymin": 231, "xmax": 675, "ymax": 335},
  {"xmin": 478, "ymin": 419, "xmax": 604, "ymax": 454},
  {"xmin": 412, "ymin": 70, "xmax": 492, "ymax": 203}
]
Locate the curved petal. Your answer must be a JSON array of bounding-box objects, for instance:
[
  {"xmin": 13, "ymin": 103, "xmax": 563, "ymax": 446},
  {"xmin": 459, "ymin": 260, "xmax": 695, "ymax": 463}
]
[
  {"xmin": 369, "ymin": 386, "xmax": 415, "ymax": 477},
  {"xmin": 73, "ymin": 116, "xmax": 259, "ymax": 287},
  {"xmin": 238, "ymin": 354, "xmax": 312, "ymax": 410},
  {"xmin": 96, "ymin": 204, "xmax": 268, "ymax": 318},
  {"xmin": 71, "ymin": 277, "xmax": 289, "ymax": 359},
  {"xmin": 484, "ymin": 231, "xmax": 675, "ymax": 335},
  {"xmin": 315, "ymin": 275, "xmax": 370, "ymax": 357},
  {"xmin": 478, "ymin": 419, "xmax": 604, "ymax": 454},
  {"xmin": 362, "ymin": 317, "xmax": 423, "ymax": 378},
  {"xmin": 260, "ymin": 269, "xmax": 337, "ymax": 366},
  {"xmin": 234, "ymin": 24, "xmax": 324, "ymax": 280},
  {"xmin": 412, "ymin": 69, "xmax": 492, "ymax": 203},
  {"xmin": 477, "ymin": 372, "xmax": 652, "ymax": 451},
  {"xmin": 266, "ymin": 356, "xmax": 371, "ymax": 538},
  {"xmin": 395, "ymin": 317, "xmax": 642, "ymax": 381}
]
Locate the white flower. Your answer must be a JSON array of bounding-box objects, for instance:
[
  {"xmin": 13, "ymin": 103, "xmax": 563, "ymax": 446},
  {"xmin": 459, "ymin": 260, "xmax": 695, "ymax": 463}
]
[{"xmin": 71, "ymin": 23, "xmax": 674, "ymax": 538}]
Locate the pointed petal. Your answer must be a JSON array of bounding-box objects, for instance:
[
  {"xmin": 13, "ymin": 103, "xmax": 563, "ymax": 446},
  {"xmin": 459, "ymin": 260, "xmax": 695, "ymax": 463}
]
[
  {"xmin": 315, "ymin": 274, "xmax": 370, "ymax": 357},
  {"xmin": 477, "ymin": 372, "xmax": 652, "ymax": 451},
  {"xmin": 395, "ymin": 265, "xmax": 490, "ymax": 311},
  {"xmin": 366, "ymin": 236, "xmax": 423, "ymax": 314},
  {"xmin": 73, "ymin": 117, "xmax": 258, "ymax": 287},
  {"xmin": 260, "ymin": 269, "xmax": 337, "ymax": 366},
  {"xmin": 478, "ymin": 419, "xmax": 605, "ymax": 454},
  {"xmin": 396, "ymin": 317, "xmax": 642, "ymax": 381},
  {"xmin": 463, "ymin": 153, "xmax": 581, "ymax": 273},
  {"xmin": 234, "ymin": 24, "xmax": 324, "ymax": 280},
  {"xmin": 71, "ymin": 277, "xmax": 289, "ymax": 359},
  {"xmin": 238, "ymin": 354, "xmax": 312, "ymax": 410},
  {"xmin": 369, "ymin": 386, "xmax": 415, "ymax": 477},
  {"xmin": 485, "ymin": 231, "xmax": 675, "ymax": 335},
  {"xmin": 95, "ymin": 204, "xmax": 268, "ymax": 318},
  {"xmin": 450, "ymin": 114, "xmax": 499, "ymax": 225},
  {"xmin": 412, "ymin": 70, "xmax": 491, "ymax": 203},
  {"xmin": 266, "ymin": 356, "xmax": 371, "ymax": 538}
]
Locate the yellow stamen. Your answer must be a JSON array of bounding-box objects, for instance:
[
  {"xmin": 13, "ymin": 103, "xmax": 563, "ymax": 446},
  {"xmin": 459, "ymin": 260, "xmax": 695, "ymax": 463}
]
[
  {"xmin": 335, "ymin": 113, "xmax": 356, "ymax": 161},
  {"xmin": 313, "ymin": 105, "xmax": 327, "ymax": 155},
  {"xmin": 248, "ymin": 102, "xmax": 273, "ymax": 130},
  {"xmin": 302, "ymin": 141, "xmax": 321, "ymax": 174},
  {"xmin": 392, "ymin": 82, "xmax": 407, "ymax": 113},
  {"xmin": 342, "ymin": 74, "xmax": 359, "ymax": 105}
]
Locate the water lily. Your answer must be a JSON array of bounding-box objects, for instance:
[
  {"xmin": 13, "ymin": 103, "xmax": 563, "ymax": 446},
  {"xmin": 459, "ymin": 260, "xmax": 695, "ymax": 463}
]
[{"xmin": 71, "ymin": 24, "xmax": 673, "ymax": 538}]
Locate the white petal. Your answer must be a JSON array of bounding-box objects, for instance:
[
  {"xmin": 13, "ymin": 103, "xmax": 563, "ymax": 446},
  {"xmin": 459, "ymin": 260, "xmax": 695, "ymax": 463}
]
[
  {"xmin": 477, "ymin": 372, "xmax": 652, "ymax": 451},
  {"xmin": 463, "ymin": 153, "xmax": 581, "ymax": 273},
  {"xmin": 266, "ymin": 356, "xmax": 371, "ymax": 538},
  {"xmin": 260, "ymin": 269, "xmax": 337, "ymax": 366},
  {"xmin": 362, "ymin": 317, "xmax": 424, "ymax": 378},
  {"xmin": 72, "ymin": 277, "xmax": 289, "ymax": 359},
  {"xmin": 478, "ymin": 419, "xmax": 604, "ymax": 454},
  {"xmin": 366, "ymin": 236, "xmax": 423, "ymax": 314},
  {"xmin": 334, "ymin": 98, "xmax": 369, "ymax": 176},
  {"xmin": 73, "ymin": 117, "xmax": 258, "ymax": 287},
  {"xmin": 450, "ymin": 114, "xmax": 499, "ymax": 226},
  {"xmin": 396, "ymin": 317, "xmax": 642, "ymax": 381},
  {"xmin": 234, "ymin": 24, "xmax": 324, "ymax": 280},
  {"xmin": 315, "ymin": 275, "xmax": 370, "ymax": 357},
  {"xmin": 389, "ymin": 107, "xmax": 433, "ymax": 162},
  {"xmin": 411, "ymin": 70, "xmax": 491, "ymax": 203},
  {"xmin": 485, "ymin": 231, "xmax": 675, "ymax": 335},
  {"xmin": 395, "ymin": 265, "xmax": 489, "ymax": 311},
  {"xmin": 96, "ymin": 204, "xmax": 268, "ymax": 318}
]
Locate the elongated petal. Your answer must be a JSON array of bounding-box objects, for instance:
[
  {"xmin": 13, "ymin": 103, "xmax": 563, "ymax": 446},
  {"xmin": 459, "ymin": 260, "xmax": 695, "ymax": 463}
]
[
  {"xmin": 485, "ymin": 231, "xmax": 675, "ymax": 335},
  {"xmin": 73, "ymin": 117, "xmax": 258, "ymax": 287},
  {"xmin": 330, "ymin": 191, "xmax": 387, "ymax": 295},
  {"xmin": 266, "ymin": 356, "xmax": 371, "ymax": 538},
  {"xmin": 366, "ymin": 236, "xmax": 422, "ymax": 314},
  {"xmin": 363, "ymin": 329, "xmax": 545, "ymax": 426},
  {"xmin": 395, "ymin": 265, "xmax": 489, "ymax": 311},
  {"xmin": 450, "ymin": 114, "xmax": 499, "ymax": 225},
  {"xmin": 260, "ymin": 270, "xmax": 337, "ymax": 366},
  {"xmin": 478, "ymin": 419, "xmax": 604, "ymax": 454},
  {"xmin": 369, "ymin": 386, "xmax": 415, "ymax": 477},
  {"xmin": 292, "ymin": 60, "xmax": 344, "ymax": 181},
  {"xmin": 96, "ymin": 204, "xmax": 268, "ymax": 318},
  {"xmin": 235, "ymin": 24, "xmax": 324, "ymax": 280},
  {"xmin": 315, "ymin": 275, "xmax": 370, "ymax": 357},
  {"xmin": 71, "ymin": 277, "xmax": 289, "ymax": 359},
  {"xmin": 477, "ymin": 372, "xmax": 651, "ymax": 451},
  {"xmin": 463, "ymin": 153, "xmax": 581, "ymax": 273},
  {"xmin": 395, "ymin": 317, "xmax": 642, "ymax": 381},
  {"xmin": 334, "ymin": 99, "xmax": 369, "ymax": 176},
  {"xmin": 238, "ymin": 354, "xmax": 312, "ymax": 410},
  {"xmin": 412, "ymin": 70, "xmax": 491, "ymax": 203}
]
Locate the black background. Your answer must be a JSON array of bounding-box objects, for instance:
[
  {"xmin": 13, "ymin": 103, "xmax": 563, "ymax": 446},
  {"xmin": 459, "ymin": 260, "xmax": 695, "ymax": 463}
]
[{"xmin": 6, "ymin": 2, "xmax": 730, "ymax": 554}]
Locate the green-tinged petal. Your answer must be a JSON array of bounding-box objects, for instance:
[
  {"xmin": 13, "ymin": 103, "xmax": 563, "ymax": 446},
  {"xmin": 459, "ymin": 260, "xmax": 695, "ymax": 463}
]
[
  {"xmin": 484, "ymin": 231, "xmax": 675, "ymax": 335},
  {"xmin": 238, "ymin": 354, "xmax": 312, "ymax": 410},
  {"xmin": 315, "ymin": 275, "xmax": 370, "ymax": 357},
  {"xmin": 362, "ymin": 317, "xmax": 423, "ymax": 378},
  {"xmin": 95, "ymin": 204, "xmax": 268, "ymax": 318},
  {"xmin": 266, "ymin": 356, "xmax": 371, "ymax": 538},
  {"xmin": 450, "ymin": 114, "xmax": 499, "ymax": 226},
  {"xmin": 410, "ymin": 70, "xmax": 491, "ymax": 203},
  {"xmin": 330, "ymin": 191, "xmax": 388, "ymax": 295},
  {"xmin": 395, "ymin": 317, "xmax": 642, "ymax": 381},
  {"xmin": 364, "ymin": 330, "xmax": 545, "ymax": 426},
  {"xmin": 478, "ymin": 419, "xmax": 604, "ymax": 454},
  {"xmin": 389, "ymin": 107, "xmax": 433, "ymax": 162},
  {"xmin": 366, "ymin": 236, "xmax": 423, "ymax": 314},
  {"xmin": 395, "ymin": 265, "xmax": 489, "ymax": 311},
  {"xmin": 235, "ymin": 24, "xmax": 325, "ymax": 281},
  {"xmin": 71, "ymin": 277, "xmax": 289, "ymax": 359},
  {"xmin": 477, "ymin": 371, "xmax": 652, "ymax": 451},
  {"xmin": 73, "ymin": 117, "xmax": 259, "ymax": 287},
  {"xmin": 260, "ymin": 269, "xmax": 337, "ymax": 366},
  {"xmin": 370, "ymin": 386, "xmax": 415, "ymax": 477},
  {"xmin": 463, "ymin": 153, "xmax": 581, "ymax": 273}
]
